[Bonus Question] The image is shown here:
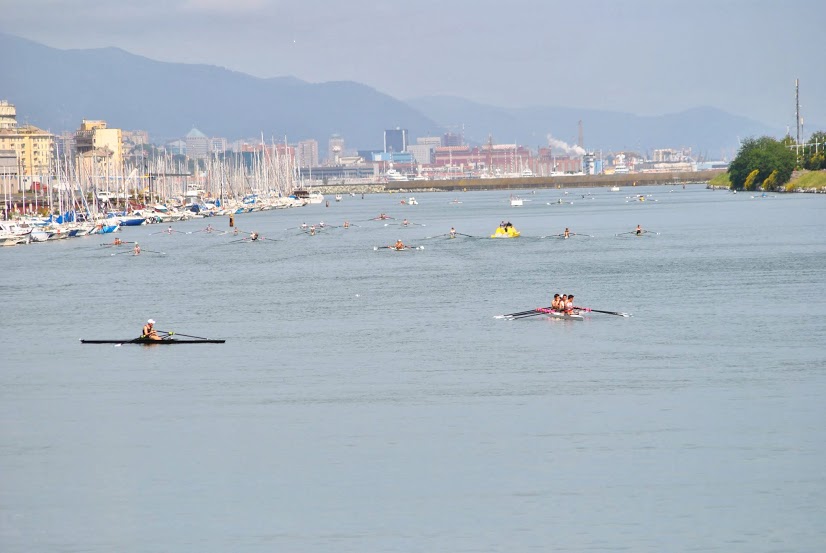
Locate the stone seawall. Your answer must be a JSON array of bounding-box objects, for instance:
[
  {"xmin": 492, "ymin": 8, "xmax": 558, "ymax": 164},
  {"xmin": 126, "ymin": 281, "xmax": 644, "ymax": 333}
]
[{"xmin": 308, "ymin": 170, "xmax": 724, "ymax": 195}]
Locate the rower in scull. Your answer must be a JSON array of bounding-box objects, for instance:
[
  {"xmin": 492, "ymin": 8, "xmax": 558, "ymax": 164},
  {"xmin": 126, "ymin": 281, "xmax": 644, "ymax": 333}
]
[{"xmin": 141, "ymin": 319, "xmax": 162, "ymax": 341}]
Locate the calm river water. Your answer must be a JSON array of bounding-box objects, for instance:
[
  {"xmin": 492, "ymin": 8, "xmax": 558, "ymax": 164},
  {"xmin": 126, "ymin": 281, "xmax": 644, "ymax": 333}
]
[{"xmin": 1, "ymin": 185, "xmax": 825, "ymax": 552}]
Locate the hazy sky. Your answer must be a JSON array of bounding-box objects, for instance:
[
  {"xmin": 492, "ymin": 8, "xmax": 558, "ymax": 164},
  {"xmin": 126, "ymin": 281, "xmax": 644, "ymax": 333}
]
[{"xmin": 4, "ymin": 0, "xmax": 824, "ymax": 131}]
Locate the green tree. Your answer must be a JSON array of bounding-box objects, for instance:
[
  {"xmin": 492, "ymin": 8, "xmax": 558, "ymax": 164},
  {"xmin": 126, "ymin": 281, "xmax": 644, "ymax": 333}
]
[
  {"xmin": 728, "ymin": 136, "xmax": 795, "ymax": 190},
  {"xmin": 803, "ymin": 131, "xmax": 826, "ymax": 170}
]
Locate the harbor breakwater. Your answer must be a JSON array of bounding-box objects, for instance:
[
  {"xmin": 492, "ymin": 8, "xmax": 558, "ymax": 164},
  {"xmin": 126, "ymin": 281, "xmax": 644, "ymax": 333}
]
[{"xmin": 312, "ymin": 170, "xmax": 725, "ymax": 195}]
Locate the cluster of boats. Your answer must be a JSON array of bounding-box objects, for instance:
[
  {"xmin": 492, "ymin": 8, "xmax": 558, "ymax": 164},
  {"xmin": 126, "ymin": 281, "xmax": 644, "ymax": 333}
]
[{"xmin": 0, "ymin": 193, "xmax": 315, "ymax": 247}]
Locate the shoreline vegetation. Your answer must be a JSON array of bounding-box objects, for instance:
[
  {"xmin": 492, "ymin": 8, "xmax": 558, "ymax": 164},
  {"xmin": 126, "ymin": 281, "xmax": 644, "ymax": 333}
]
[{"xmin": 708, "ymin": 169, "xmax": 826, "ymax": 192}]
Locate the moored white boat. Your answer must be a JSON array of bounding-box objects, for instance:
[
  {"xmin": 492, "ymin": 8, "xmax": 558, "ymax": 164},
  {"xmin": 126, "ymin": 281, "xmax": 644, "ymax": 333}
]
[
  {"xmin": 408, "ymin": 197, "xmax": 418, "ymax": 205},
  {"xmin": 510, "ymin": 195, "xmax": 523, "ymax": 207}
]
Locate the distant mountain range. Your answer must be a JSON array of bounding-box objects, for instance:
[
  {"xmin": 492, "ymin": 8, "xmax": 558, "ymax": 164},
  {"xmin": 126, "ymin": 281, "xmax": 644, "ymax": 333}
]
[{"xmin": 1, "ymin": 33, "xmax": 778, "ymax": 157}]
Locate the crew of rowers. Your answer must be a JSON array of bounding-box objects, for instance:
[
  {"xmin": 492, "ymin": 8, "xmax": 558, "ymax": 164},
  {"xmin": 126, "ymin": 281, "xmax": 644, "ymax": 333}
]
[{"xmin": 551, "ymin": 293, "xmax": 576, "ymax": 314}]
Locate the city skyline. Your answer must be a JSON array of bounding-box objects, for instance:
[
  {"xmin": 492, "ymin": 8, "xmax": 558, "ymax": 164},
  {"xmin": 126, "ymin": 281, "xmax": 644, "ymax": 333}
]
[{"xmin": 2, "ymin": 0, "xmax": 824, "ymax": 131}]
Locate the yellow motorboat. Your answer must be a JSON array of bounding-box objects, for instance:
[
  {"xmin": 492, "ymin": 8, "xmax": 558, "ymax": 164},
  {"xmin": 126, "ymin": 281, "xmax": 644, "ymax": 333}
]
[{"xmin": 490, "ymin": 226, "xmax": 520, "ymax": 238}]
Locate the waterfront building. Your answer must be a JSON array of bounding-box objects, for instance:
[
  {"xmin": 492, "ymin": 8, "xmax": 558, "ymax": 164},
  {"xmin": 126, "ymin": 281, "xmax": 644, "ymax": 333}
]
[
  {"xmin": 75, "ymin": 120, "xmax": 123, "ymax": 170},
  {"xmin": 443, "ymin": 132, "xmax": 463, "ymax": 147},
  {"xmin": 328, "ymin": 134, "xmax": 345, "ymax": 165},
  {"xmin": 166, "ymin": 140, "xmax": 186, "ymax": 156},
  {"xmin": 210, "ymin": 137, "xmax": 227, "ymax": 154},
  {"xmin": 185, "ymin": 128, "xmax": 210, "ymax": 159},
  {"xmin": 384, "ymin": 127, "xmax": 408, "ymax": 153},
  {"xmin": 0, "ymin": 101, "xmax": 54, "ymax": 191},
  {"xmin": 417, "ymin": 136, "xmax": 442, "ymax": 147},
  {"xmin": 432, "ymin": 143, "xmax": 533, "ymax": 175},
  {"xmin": 297, "ymin": 139, "xmax": 319, "ymax": 168},
  {"xmin": 122, "ymin": 130, "xmax": 149, "ymax": 147},
  {"xmin": 407, "ymin": 144, "xmax": 434, "ymax": 165}
]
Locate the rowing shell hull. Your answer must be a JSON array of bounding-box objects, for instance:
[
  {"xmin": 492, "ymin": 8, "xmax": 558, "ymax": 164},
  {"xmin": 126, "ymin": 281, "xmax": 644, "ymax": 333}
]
[
  {"xmin": 537, "ymin": 309, "xmax": 584, "ymax": 321},
  {"xmin": 81, "ymin": 339, "xmax": 226, "ymax": 344}
]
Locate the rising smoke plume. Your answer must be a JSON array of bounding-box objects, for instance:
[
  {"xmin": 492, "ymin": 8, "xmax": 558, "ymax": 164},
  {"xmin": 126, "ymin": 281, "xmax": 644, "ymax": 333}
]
[{"xmin": 547, "ymin": 134, "xmax": 585, "ymax": 156}]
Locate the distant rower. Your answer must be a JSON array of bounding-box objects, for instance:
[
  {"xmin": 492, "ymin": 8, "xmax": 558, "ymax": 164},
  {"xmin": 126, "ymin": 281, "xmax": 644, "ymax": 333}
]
[{"xmin": 142, "ymin": 319, "xmax": 161, "ymax": 341}]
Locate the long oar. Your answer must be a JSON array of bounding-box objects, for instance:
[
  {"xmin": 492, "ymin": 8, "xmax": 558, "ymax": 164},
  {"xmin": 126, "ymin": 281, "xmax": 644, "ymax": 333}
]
[
  {"xmin": 575, "ymin": 306, "xmax": 631, "ymax": 317},
  {"xmin": 494, "ymin": 306, "xmax": 552, "ymax": 319},
  {"xmin": 159, "ymin": 331, "xmax": 210, "ymax": 340},
  {"xmin": 141, "ymin": 249, "xmax": 167, "ymax": 255}
]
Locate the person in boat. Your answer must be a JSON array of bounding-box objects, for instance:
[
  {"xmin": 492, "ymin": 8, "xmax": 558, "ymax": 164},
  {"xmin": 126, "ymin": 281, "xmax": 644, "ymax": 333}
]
[
  {"xmin": 449, "ymin": 227, "xmax": 456, "ymax": 238},
  {"xmin": 300, "ymin": 222, "xmax": 308, "ymax": 230},
  {"xmin": 114, "ymin": 237, "xmax": 122, "ymax": 245},
  {"xmin": 343, "ymin": 221, "xmax": 350, "ymax": 229},
  {"xmin": 559, "ymin": 294, "xmax": 568, "ymax": 312},
  {"xmin": 205, "ymin": 224, "xmax": 213, "ymax": 233},
  {"xmin": 309, "ymin": 226, "xmax": 316, "ymax": 236},
  {"xmin": 394, "ymin": 239, "xmax": 405, "ymax": 250},
  {"xmin": 563, "ymin": 228, "xmax": 570, "ymax": 239},
  {"xmin": 250, "ymin": 232, "xmax": 259, "ymax": 241},
  {"xmin": 635, "ymin": 224, "xmax": 643, "ymax": 236},
  {"xmin": 319, "ymin": 221, "xmax": 325, "ymax": 228},
  {"xmin": 551, "ymin": 294, "xmax": 561, "ymax": 311},
  {"xmin": 402, "ymin": 219, "xmax": 409, "ymax": 226},
  {"xmin": 142, "ymin": 319, "xmax": 161, "ymax": 341},
  {"xmin": 166, "ymin": 226, "xmax": 174, "ymax": 234},
  {"xmin": 233, "ymin": 227, "xmax": 239, "ymax": 235},
  {"xmin": 134, "ymin": 243, "xmax": 141, "ymax": 255},
  {"xmin": 564, "ymin": 295, "xmax": 575, "ymax": 314}
]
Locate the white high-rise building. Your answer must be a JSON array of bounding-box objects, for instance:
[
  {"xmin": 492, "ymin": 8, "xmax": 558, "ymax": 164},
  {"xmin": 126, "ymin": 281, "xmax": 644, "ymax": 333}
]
[{"xmin": 328, "ymin": 135, "xmax": 344, "ymax": 165}]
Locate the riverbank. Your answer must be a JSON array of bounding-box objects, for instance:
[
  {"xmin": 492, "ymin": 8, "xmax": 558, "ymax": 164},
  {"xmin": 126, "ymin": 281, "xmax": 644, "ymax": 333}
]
[{"xmin": 707, "ymin": 169, "xmax": 826, "ymax": 193}]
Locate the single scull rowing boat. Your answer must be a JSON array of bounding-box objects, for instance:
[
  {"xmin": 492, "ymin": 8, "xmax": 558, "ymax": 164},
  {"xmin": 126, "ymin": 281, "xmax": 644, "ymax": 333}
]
[{"xmin": 81, "ymin": 338, "xmax": 226, "ymax": 344}]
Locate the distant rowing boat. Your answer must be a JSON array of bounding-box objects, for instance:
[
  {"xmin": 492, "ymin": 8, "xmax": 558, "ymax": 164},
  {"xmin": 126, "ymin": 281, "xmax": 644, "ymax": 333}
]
[{"xmin": 80, "ymin": 338, "xmax": 226, "ymax": 344}]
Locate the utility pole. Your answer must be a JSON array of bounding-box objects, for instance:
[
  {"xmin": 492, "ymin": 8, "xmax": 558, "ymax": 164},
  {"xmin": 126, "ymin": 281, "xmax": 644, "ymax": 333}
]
[{"xmin": 795, "ymin": 78, "xmax": 801, "ymax": 144}]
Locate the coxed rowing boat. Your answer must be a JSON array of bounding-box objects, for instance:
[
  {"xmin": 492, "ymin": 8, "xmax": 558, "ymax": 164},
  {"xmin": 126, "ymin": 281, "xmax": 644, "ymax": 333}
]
[
  {"xmin": 536, "ymin": 308, "xmax": 584, "ymax": 321},
  {"xmin": 80, "ymin": 338, "xmax": 226, "ymax": 344}
]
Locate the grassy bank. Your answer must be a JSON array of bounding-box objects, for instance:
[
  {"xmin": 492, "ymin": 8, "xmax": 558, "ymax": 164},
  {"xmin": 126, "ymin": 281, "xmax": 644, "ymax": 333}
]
[
  {"xmin": 708, "ymin": 172, "xmax": 731, "ymax": 189},
  {"xmin": 785, "ymin": 170, "xmax": 826, "ymax": 191}
]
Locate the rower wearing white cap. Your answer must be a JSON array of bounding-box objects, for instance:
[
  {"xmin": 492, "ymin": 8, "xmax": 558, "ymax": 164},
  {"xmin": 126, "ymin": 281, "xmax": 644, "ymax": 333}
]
[{"xmin": 142, "ymin": 319, "xmax": 161, "ymax": 340}]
